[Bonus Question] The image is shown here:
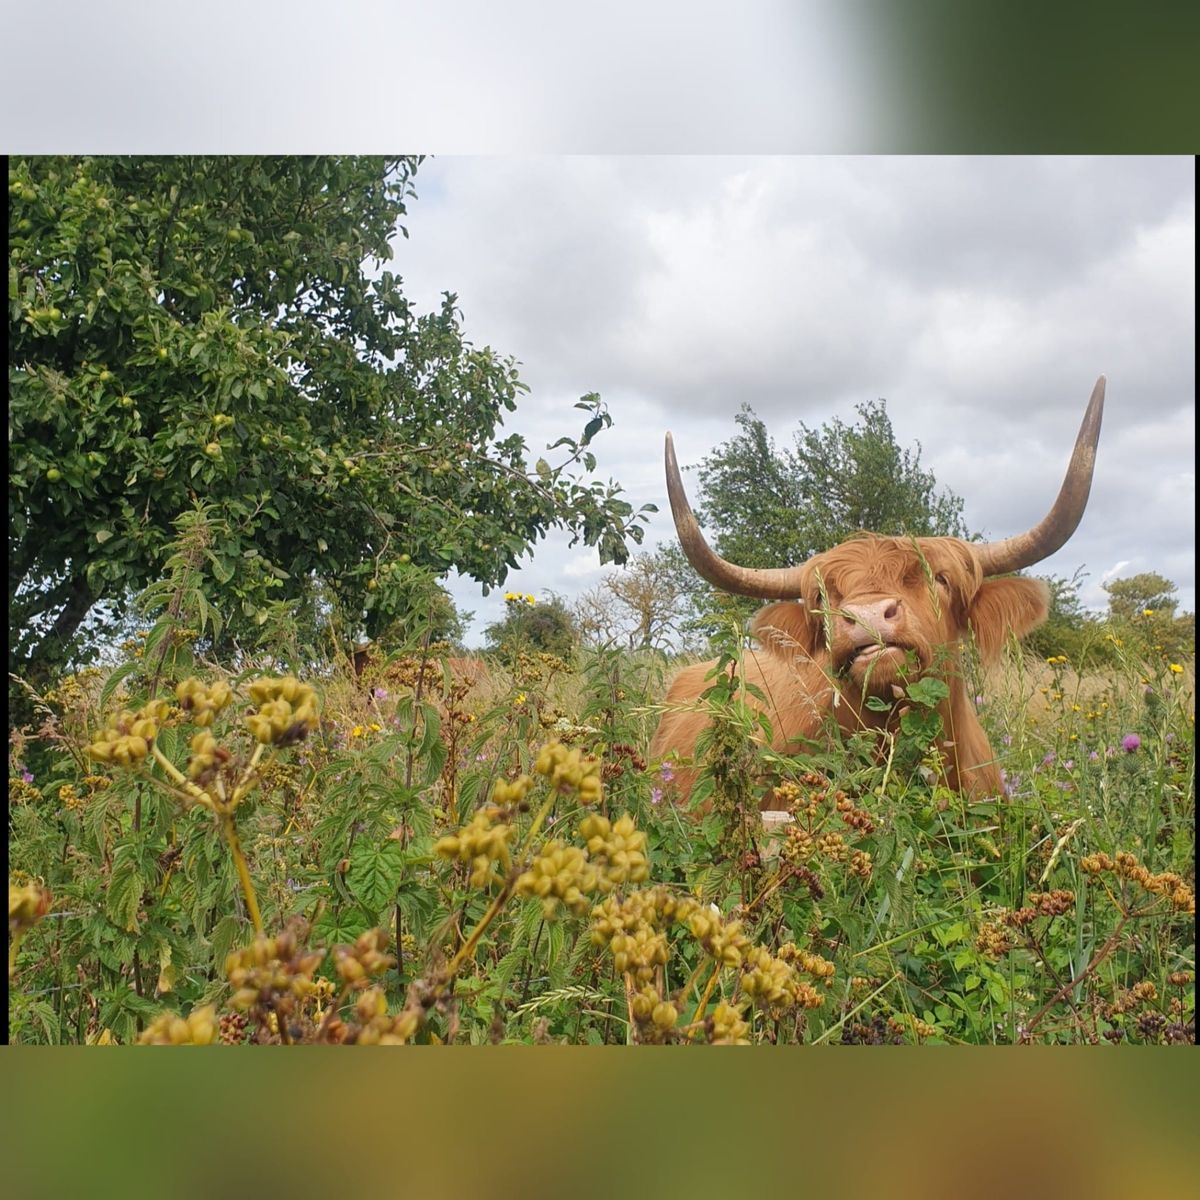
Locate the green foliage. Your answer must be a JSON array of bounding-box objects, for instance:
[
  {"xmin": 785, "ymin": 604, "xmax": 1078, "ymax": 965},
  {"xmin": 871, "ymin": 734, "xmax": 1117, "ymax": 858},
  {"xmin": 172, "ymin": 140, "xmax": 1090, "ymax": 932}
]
[
  {"xmin": 1103, "ymin": 573, "xmax": 1195, "ymax": 662},
  {"xmin": 7, "ymin": 621, "xmax": 1195, "ymax": 1046},
  {"xmin": 697, "ymin": 400, "xmax": 968, "ymax": 565},
  {"xmin": 679, "ymin": 400, "xmax": 969, "ymax": 646},
  {"xmin": 485, "ymin": 591, "xmax": 579, "ymax": 664},
  {"xmin": 9, "ymin": 155, "xmax": 652, "ymax": 688},
  {"xmin": 1023, "ymin": 571, "xmax": 1195, "ymax": 669}
]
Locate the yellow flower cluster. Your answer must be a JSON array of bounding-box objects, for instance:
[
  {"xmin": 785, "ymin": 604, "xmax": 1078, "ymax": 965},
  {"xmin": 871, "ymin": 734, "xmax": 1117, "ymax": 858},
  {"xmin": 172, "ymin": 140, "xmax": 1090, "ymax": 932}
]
[
  {"xmin": 1080, "ymin": 852, "xmax": 1194, "ymax": 913},
  {"xmin": 683, "ymin": 905, "xmax": 751, "ymax": 969},
  {"xmin": 137, "ymin": 1005, "xmax": 218, "ymax": 1046},
  {"xmin": 534, "ymin": 741, "xmax": 602, "ymax": 804},
  {"xmin": 503, "ymin": 592, "xmax": 536, "ymax": 605},
  {"xmin": 434, "ymin": 809, "xmax": 515, "ymax": 889},
  {"xmin": 86, "ymin": 699, "xmax": 170, "ymax": 765},
  {"xmin": 492, "ymin": 775, "xmax": 533, "ymax": 807},
  {"xmin": 186, "ymin": 730, "xmax": 230, "ymax": 786},
  {"xmin": 42, "ymin": 667, "xmax": 104, "ymax": 710},
  {"xmin": 333, "ymin": 929, "xmax": 395, "ymax": 988},
  {"xmin": 590, "ymin": 887, "xmax": 697, "ymax": 981},
  {"xmin": 1046, "ymin": 655, "xmax": 1069, "ymax": 665},
  {"xmin": 8, "ymin": 778, "xmax": 42, "ymax": 806},
  {"xmin": 224, "ymin": 922, "xmax": 324, "ymax": 1014},
  {"xmin": 630, "ymin": 984, "xmax": 679, "ymax": 1041},
  {"xmin": 607, "ymin": 922, "xmax": 670, "ymax": 982},
  {"xmin": 710, "ymin": 1000, "xmax": 750, "ymax": 1045},
  {"xmin": 778, "ymin": 942, "xmax": 837, "ymax": 984},
  {"xmin": 58, "ymin": 783, "xmax": 86, "ymax": 813},
  {"xmin": 245, "ymin": 676, "xmax": 319, "ymax": 746},
  {"xmin": 579, "ymin": 813, "xmax": 649, "ymax": 889},
  {"xmin": 849, "ymin": 849, "xmax": 873, "ymax": 879},
  {"xmin": 516, "ymin": 841, "xmax": 595, "ymax": 917},
  {"xmin": 975, "ymin": 920, "xmax": 1014, "ymax": 959},
  {"xmin": 352, "ymin": 987, "xmax": 420, "ymax": 1045},
  {"xmin": 517, "ymin": 811, "xmax": 650, "ymax": 918},
  {"xmin": 1004, "ymin": 889, "xmax": 1076, "ymax": 928},
  {"xmin": 175, "ymin": 677, "xmax": 233, "ymax": 727}
]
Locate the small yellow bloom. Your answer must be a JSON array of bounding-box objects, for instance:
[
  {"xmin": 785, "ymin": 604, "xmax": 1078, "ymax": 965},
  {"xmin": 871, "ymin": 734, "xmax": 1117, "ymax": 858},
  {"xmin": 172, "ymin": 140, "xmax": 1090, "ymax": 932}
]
[
  {"xmin": 351, "ymin": 725, "xmax": 365, "ymax": 738},
  {"xmin": 525, "ymin": 594, "xmax": 536, "ymax": 605},
  {"xmin": 1143, "ymin": 608, "xmax": 1154, "ymax": 616},
  {"xmin": 1169, "ymin": 663, "xmax": 1183, "ymax": 674},
  {"xmin": 368, "ymin": 722, "xmax": 381, "ymax": 732}
]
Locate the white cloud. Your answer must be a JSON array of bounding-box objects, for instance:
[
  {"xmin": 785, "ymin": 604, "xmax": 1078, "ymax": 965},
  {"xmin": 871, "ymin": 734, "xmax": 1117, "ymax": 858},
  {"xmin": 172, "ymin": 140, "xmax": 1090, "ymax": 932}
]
[{"xmin": 395, "ymin": 156, "xmax": 1194, "ymax": 641}]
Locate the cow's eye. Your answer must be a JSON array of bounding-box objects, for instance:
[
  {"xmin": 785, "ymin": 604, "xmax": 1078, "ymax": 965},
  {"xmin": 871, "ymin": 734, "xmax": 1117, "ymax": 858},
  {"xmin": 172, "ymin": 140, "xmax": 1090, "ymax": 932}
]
[{"xmin": 934, "ymin": 572, "xmax": 949, "ymax": 588}]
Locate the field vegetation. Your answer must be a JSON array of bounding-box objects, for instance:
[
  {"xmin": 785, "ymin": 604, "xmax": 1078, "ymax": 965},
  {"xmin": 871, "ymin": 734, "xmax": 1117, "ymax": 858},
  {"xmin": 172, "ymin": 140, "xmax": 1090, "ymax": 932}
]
[
  {"xmin": 8, "ymin": 155, "xmax": 1193, "ymax": 1045},
  {"xmin": 9, "ymin": 573, "xmax": 1194, "ymax": 1045}
]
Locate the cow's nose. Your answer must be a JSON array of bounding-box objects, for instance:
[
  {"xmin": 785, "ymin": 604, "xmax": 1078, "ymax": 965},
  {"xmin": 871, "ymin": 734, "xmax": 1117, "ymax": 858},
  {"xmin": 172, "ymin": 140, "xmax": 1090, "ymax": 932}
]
[{"xmin": 840, "ymin": 598, "xmax": 903, "ymax": 644}]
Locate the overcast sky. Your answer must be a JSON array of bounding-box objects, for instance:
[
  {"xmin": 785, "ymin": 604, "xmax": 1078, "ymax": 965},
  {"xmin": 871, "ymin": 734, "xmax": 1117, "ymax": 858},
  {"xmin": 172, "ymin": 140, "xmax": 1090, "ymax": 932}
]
[{"xmin": 386, "ymin": 156, "xmax": 1194, "ymax": 643}]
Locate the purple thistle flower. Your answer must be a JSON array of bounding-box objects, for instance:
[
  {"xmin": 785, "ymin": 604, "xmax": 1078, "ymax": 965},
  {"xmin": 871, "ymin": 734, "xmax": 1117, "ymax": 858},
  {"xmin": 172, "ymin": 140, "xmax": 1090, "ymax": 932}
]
[
  {"xmin": 974, "ymin": 694, "xmax": 985, "ymax": 708},
  {"xmin": 1063, "ymin": 760, "xmax": 1074, "ymax": 770},
  {"xmin": 1121, "ymin": 733, "xmax": 1141, "ymax": 753},
  {"xmin": 650, "ymin": 786, "xmax": 663, "ymax": 805},
  {"xmin": 1042, "ymin": 751, "xmax": 1057, "ymax": 766},
  {"xmin": 659, "ymin": 762, "xmax": 675, "ymax": 783},
  {"xmin": 1088, "ymin": 750, "xmax": 1099, "ymax": 761},
  {"xmin": 373, "ymin": 687, "xmax": 389, "ymax": 700},
  {"xmin": 1001, "ymin": 734, "xmax": 1012, "ymax": 746},
  {"xmin": 21, "ymin": 770, "xmax": 34, "ymax": 783}
]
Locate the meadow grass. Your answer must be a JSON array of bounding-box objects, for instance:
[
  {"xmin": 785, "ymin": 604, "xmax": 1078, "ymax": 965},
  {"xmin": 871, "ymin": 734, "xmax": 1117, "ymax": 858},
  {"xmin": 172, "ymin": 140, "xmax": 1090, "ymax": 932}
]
[{"xmin": 8, "ymin": 637, "xmax": 1193, "ymax": 1045}]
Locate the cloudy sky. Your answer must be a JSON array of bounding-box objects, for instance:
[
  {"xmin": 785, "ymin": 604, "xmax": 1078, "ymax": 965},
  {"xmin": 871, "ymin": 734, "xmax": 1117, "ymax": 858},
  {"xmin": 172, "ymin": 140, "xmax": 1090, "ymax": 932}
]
[{"xmin": 385, "ymin": 157, "xmax": 1194, "ymax": 644}]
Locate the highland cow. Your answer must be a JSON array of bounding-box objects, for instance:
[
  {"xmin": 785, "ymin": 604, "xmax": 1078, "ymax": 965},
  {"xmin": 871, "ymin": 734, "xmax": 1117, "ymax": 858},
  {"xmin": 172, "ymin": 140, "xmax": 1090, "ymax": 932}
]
[{"xmin": 651, "ymin": 378, "xmax": 1106, "ymax": 806}]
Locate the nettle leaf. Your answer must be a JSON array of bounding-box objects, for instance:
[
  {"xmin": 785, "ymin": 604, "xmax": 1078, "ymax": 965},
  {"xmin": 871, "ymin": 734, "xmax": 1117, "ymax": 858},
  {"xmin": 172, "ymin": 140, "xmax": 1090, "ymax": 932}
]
[
  {"xmin": 347, "ymin": 837, "xmax": 405, "ymax": 918},
  {"xmin": 906, "ymin": 677, "xmax": 950, "ymax": 708},
  {"xmin": 208, "ymin": 914, "xmax": 246, "ymax": 972},
  {"xmin": 106, "ymin": 860, "xmax": 146, "ymax": 933}
]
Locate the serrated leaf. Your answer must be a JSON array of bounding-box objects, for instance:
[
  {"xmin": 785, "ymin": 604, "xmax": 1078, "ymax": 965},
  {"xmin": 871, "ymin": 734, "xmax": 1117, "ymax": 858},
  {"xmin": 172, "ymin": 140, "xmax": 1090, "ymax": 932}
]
[
  {"xmin": 209, "ymin": 914, "xmax": 245, "ymax": 972},
  {"xmin": 100, "ymin": 660, "xmax": 142, "ymax": 710},
  {"xmin": 347, "ymin": 838, "xmax": 405, "ymax": 918},
  {"xmin": 106, "ymin": 863, "xmax": 145, "ymax": 933}
]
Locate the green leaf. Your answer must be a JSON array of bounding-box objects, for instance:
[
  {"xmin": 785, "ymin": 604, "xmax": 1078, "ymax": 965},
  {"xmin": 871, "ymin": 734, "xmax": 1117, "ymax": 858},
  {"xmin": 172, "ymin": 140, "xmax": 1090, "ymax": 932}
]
[
  {"xmin": 106, "ymin": 862, "xmax": 145, "ymax": 933},
  {"xmin": 209, "ymin": 915, "xmax": 245, "ymax": 972},
  {"xmin": 100, "ymin": 660, "xmax": 143, "ymax": 710},
  {"xmin": 906, "ymin": 677, "xmax": 950, "ymax": 708},
  {"xmin": 347, "ymin": 838, "xmax": 405, "ymax": 918},
  {"xmin": 94, "ymin": 529, "xmax": 114, "ymax": 544}
]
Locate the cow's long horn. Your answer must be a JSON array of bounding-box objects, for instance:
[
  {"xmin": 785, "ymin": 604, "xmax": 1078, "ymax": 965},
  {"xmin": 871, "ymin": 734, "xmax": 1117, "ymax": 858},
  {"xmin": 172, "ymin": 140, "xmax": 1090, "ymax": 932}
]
[
  {"xmin": 665, "ymin": 432, "xmax": 807, "ymax": 599},
  {"xmin": 974, "ymin": 376, "xmax": 1106, "ymax": 576}
]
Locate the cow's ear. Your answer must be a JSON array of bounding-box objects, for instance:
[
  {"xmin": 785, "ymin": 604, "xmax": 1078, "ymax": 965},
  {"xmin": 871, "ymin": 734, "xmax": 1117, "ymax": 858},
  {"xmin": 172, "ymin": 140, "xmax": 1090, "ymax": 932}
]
[
  {"xmin": 968, "ymin": 577, "xmax": 1050, "ymax": 663},
  {"xmin": 752, "ymin": 601, "xmax": 822, "ymax": 656}
]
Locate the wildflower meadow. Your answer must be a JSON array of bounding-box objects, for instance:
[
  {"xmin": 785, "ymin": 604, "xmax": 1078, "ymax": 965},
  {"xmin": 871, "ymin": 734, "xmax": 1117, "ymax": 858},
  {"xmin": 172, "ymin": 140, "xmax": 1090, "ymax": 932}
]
[{"xmin": 8, "ymin": 585, "xmax": 1194, "ymax": 1046}]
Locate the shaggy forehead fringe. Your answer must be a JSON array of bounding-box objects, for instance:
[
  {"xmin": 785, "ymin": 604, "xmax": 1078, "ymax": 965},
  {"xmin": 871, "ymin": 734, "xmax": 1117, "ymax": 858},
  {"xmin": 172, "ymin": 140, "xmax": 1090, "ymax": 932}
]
[{"xmin": 803, "ymin": 536, "xmax": 982, "ymax": 603}]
